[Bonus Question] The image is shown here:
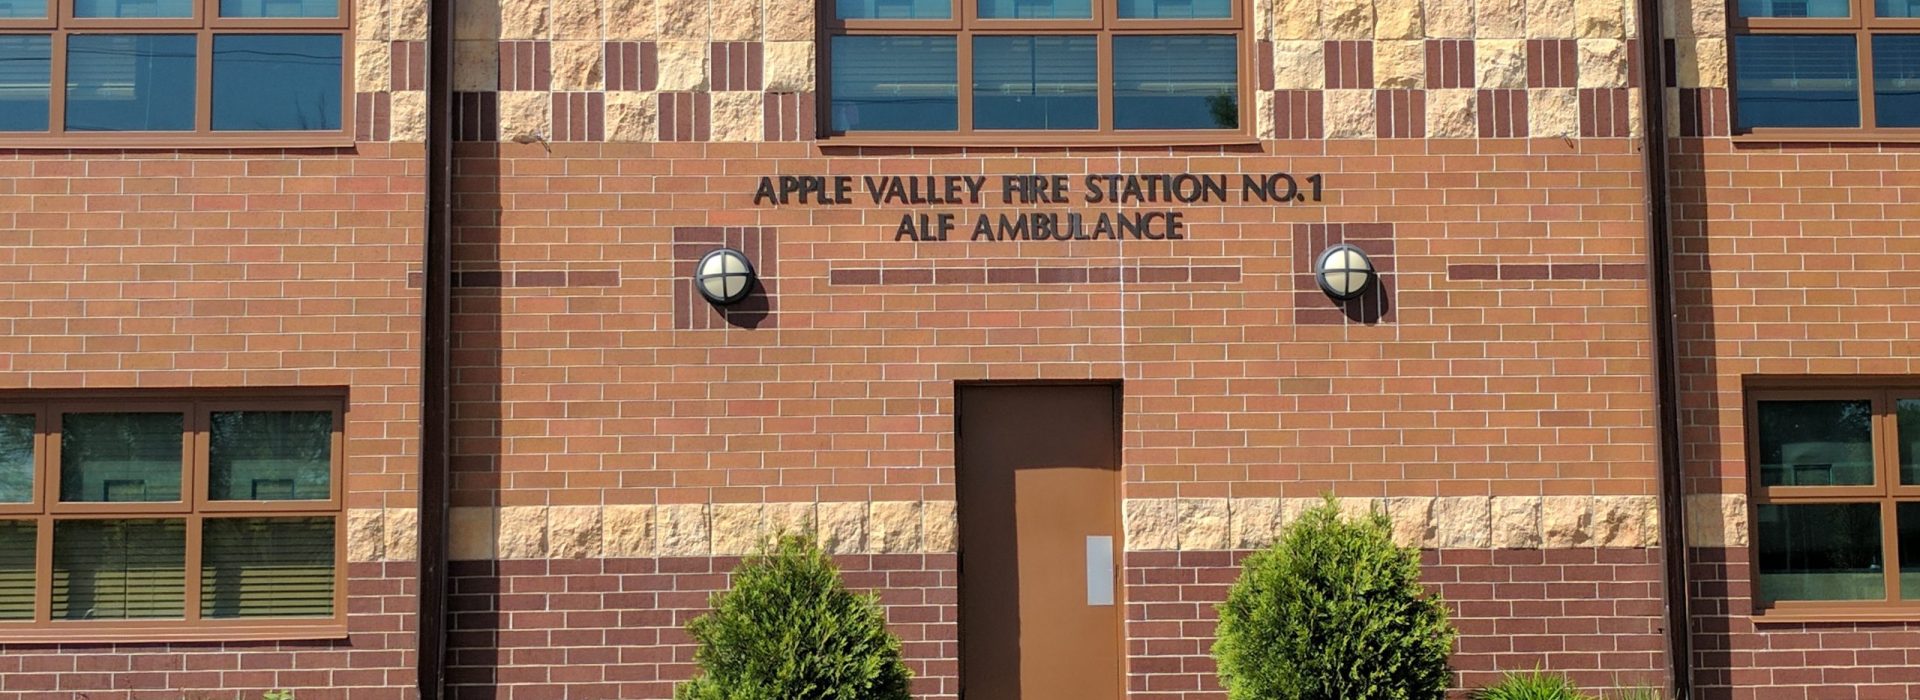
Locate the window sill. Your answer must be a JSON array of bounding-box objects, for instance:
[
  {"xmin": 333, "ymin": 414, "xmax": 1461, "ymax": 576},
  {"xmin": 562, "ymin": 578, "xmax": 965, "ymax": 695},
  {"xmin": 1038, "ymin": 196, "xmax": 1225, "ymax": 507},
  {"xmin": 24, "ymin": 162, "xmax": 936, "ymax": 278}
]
[
  {"xmin": 817, "ymin": 131, "xmax": 1262, "ymax": 149},
  {"xmin": 1750, "ymin": 608, "xmax": 1920, "ymax": 624},
  {"xmin": 0, "ymin": 621, "xmax": 349, "ymax": 644},
  {"xmin": 1730, "ymin": 130, "xmax": 1920, "ymax": 145},
  {"xmin": 0, "ymin": 133, "xmax": 357, "ymax": 151}
]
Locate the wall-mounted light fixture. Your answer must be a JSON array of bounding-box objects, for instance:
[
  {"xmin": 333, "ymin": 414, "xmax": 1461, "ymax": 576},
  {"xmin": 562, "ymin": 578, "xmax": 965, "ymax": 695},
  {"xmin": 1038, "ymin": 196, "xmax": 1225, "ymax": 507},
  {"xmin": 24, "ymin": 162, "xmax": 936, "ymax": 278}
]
[
  {"xmin": 1314, "ymin": 244, "xmax": 1377, "ymax": 301},
  {"xmin": 695, "ymin": 248, "xmax": 757, "ymax": 306}
]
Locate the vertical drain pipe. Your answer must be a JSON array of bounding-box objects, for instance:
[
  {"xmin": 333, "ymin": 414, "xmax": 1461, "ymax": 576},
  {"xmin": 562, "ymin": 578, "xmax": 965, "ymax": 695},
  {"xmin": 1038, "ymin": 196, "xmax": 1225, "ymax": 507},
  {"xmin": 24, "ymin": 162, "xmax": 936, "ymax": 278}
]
[
  {"xmin": 1634, "ymin": 1, "xmax": 1691, "ymax": 697},
  {"xmin": 417, "ymin": 0, "xmax": 454, "ymax": 687}
]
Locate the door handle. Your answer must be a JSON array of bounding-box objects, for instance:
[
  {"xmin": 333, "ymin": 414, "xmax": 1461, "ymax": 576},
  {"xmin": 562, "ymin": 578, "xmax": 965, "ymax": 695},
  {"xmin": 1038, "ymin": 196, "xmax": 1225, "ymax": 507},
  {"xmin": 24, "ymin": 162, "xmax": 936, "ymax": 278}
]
[{"xmin": 1085, "ymin": 535, "xmax": 1114, "ymax": 606}]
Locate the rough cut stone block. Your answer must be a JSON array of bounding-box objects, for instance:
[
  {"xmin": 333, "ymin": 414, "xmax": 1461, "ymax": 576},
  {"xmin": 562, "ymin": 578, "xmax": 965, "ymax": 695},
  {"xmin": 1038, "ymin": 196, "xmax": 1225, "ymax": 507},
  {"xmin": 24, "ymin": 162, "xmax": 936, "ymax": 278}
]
[
  {"xmin": 923, "ymin": 500, "xmax": 958, "ymax": 553},
  {"xmin": 454, "ymin": 40, "xmax": 500, "ymax": 92},
  {"xmin": 606, "ymin": 90, "xmax": 657, "ymax": 141},
  {"xmin": 1231, "ymin": 498, "xmax": 1283, "ymax": 550},
  {"xmin": 1427, "ymin": 88, "xmax": 1477, "ymax": 138},
  {"xmin": 1576, "ymin": 0, "xmax": 1627, "ymax": 37},
  {"xmin": 383, "ymin": 508, "xmax": 419, "ymax": 561},
  {"xmin": 869, "ymin": 501, "xmax": 923, "ymax": 554},
  {"xmin": 659, "ymin": 0, "xmax": 710, "ymax": 39},
  {"xmin": 710, "ymin": 90, "xmax": 763, "ymax": 142},
  {"xmin": 605, "ymin": 0, "xmax": 657, "ymax": 39},
  {"xmin": 1476, "ymin": 39, "xmax": 1527, "ymax": 89},
  {"xmin": 1373, "ymin": 0, "xmax": 1423, "ymax": 39},
  {"xmin": 348, "ymin": 508, "xmax": 385, "ymax": 562},
  {"xmin": 455, "ymin": 0, "xmax": 501, "ymax": 39},
  {"xmin": 449, "ymin": 507, "xmax": 497, "ymax": 560},
  {"xmin": 1386, "ymin": 497, "xmax": 1436, "ymax": 548},
  {"xmin": 767, "ymin": 0, "xmax": 814, "ymax": 40},
  {"xmin": 1527, "ymin": 0, "xmax": 1576, "ymax": 37},
  {"xmin": 1273, "ymin": 0, "xmax": 1320, "ymax": 39},
  {"xmin": 497, "ymin": 90, "xmax": 551, "ymax": 141},
  {"xmin": 603, "ymin": 504, "xmax": 656, "ymax": 557},
  {"xmin": 1124, "ymin": 498, "xmax": 1178, "ymax": 551},
  {"xmin": 498, "ymin": 0, "xmax": 549, "ymax": 38},
  {"xmin": 1578, "ymin": 38, "xmax": 1628, "ymax": 88},
  {"xmin": 1257, "ymin": 91, "xmax": 1276, "ymax": 139},
  {"xmin": 1178, "ymin": 498, "xmax": 1231, "ymax": 551},
  {"xmin": 1476, "ymin": 0, "xmax": 1527, "ymax": 39},
  {"xmin": 711, "ymin": 0, "xmax": 764, "ymax": 40},
  {"xmin": 763, "ymin": 41, "xmax": 814, "ymax": 92},
  {"xmin": 1529, "ymin": 87, "xmax": 1580, "ymax": 137},
  {"xmin": 1542, "ymin": 495, "xmax": 1593, "ymax": 548},
  {"xmin": 551, "ymin": 0, "xmax": 604, "ymax": 39},
  {"xmin": 817, "ymin": 501, "xmax": 867, "ymax": 554},
  {"xmin": 1272, "ymin": 40, "xmax": 1325, "ymax": 89},
  {"xmin": 1375, "ymin": 40, "xmax": 1426, "ymax": 90},
  {"xmin": 657, "ymin": 503, "xmax": 711, "ymax": 556},
  {"xmin": 763, "ymin": 502, "xmax": 817, "ymax": 540},
  {"xmin": 1677, "ymin": 37, "xmax": 1727, "ymax": 88},
  {"xmin": 1322, "ymin": 0, "xmax": 1373, "ymax": 39},
  {"xmin": 656, "ymin": 41, "xmax": 708, "ymax": 91},
  {"xmin": 710, "ymin": 503, "xmax": 765, "ymax": 555},
  {"xmin": 356, "ymin": 41, "xmax": 390, "ymax": 93},
  {"xmin": 390, "ymin": 90, "xmax": 428, "ymax": 142},
  {"xmin": 547, "ymin": 505, "xmax": 602, "ymax": 559},
  {"xmin": 551, "ymin": 40, "xmax": 605, "ymax": 91},
  {"xmin": 1424, "ymin": 0, "xmax": 1474, "ymax": 37},
  {"xmin": 1433, "ymin": 496, "xmax": 1492, "ymax": 549},
  {"xmin": 1325, "ymin": 89, "xmax": 1376, "ymax": 138},
  {"xmin": 497, "ymin": 506, "xmax": 549, "ymax": 559},
  {"xmin": 1490, "ymin": 496, "xmax": 1543, "ymax": 548}
]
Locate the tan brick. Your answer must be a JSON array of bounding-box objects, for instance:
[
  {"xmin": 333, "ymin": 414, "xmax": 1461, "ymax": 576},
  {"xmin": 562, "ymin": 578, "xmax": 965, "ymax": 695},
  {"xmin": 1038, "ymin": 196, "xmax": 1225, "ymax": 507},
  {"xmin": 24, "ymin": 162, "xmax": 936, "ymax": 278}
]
[
  {"xmin": 1579, "ymin": 38, "xmax": 1628, "ymax": 88},
  {"xmin": 817, "ymin": 501, "xmax": 866, "ymax": 554},
  {"xmin": 606, "ymin": 0, "xmax": 657, "ymax": 39},
  {"xmin": 390, "ymin": 90, "xmax": 428, "ymax": 142},
  {"xmin": 1124, "ymin": 498, "xmax": 1178, "ymax": 551},
  {"xmin": 1230, "ymin": 497, "xmax": 1283, "ymax": 549},
  {"xmin": 1529, "ymin": 87, "xmax": 1580, "ymax": 137},
  {"xmin": 1325, "ymin": 89, "xmax": 1376, "ymax": 138},
  {"xmin": 764, "ymin": 502, "xmax": 817, "ymax": 540},
  {"xmin": 763, "ymin": 41, "xmax": 814, "ymax": 92},
  {"xmin": 384, "ymin": 508, "xmax": 419, "ymax": 562},
  {"xmin": 1433, "ymin": 496, "xmax": 1491, "ymax": 549},
  {"xmin": 1476, "ymin": 39, "xmax": 1527, "ymax": 89},
  {"xmin": 1322, "ymin": 0, "xmax": 1373, "ymax": 39},
  {"xmin": 766, "ymin": 0, "xmax": 813, "ymax": 40},
  {"xmin": 868, "ymin": 501, "xmax": 922, "ymax": 554},
  {"xmin": 656, "ymin": 41, "xmax": 708, "ymax": 91},
  {"xmin": 656, "ymin": 503, "xmax": 710, "ymax": 556},
  {"xmin": 1272, "ymin": 40, "xmax": 1325, "ymax": 90},
  {"xmin": 710, "ymin": 502, "xmax": 765, "ymax": 555},
  {"xmin": 497, "ymin": 505, "xmax": 549, "ymax": 559},
  {"xmin": 1542, "ymin": 496, "xmax": 1593, "ymax": 548},
  {"xmin": 500, "ymin": 0, "xmax": 551, "ymax": 39},
  {"xmin": 356, "ymin": 41, "xmax": 391, "ymax": 93},
  {"xmin": 1427, "ymin": 87, "xmax": 1476, "ymax": 137},
  {"xmin": 1676, "ymin": 37, "xmax": 1728, "ymax": 88},
  {"xmin": 711, "ymin": 0, "xmax": 763, "ymax": 40},
  {"xmin": 1424, "ymin": 0, "xmax": 1474, "ymax": 37},
  {"xmin": 547, "ymin": 505, "xmax": 602, "ymax": 558},
  {"xmin": 551, "ymin": 40, "xmax": 605, "ymax": 91},
  {"xmin": 1386, "ymin": 496, "xmax": 1436, "ymax": 548},
  {"xmin": 454, "ymin": 0, "xmax": 502, "ymax": 39},
  {"xmin": 709, "ymin": 90, "xmax": 762, "ymax": 142},
  {"xmin": 923, "ymin": 500, "xmax": 958, "ymax": 553},
  {"xmin": 1491, "ymin": 496, "xmax": 1543, "ymax": 549},
  {"xmin": 603, "ymin": 504, "xmax": 656, "ymax": 557},
  {"xmin": 551, "ymin": 0, "xmax": 604, "ymax": 39},
  {"xmin": 1178, "ymin": 498, "xmax": 1230, "ymax": 550},
  {"xmin": 1477, "ymin": 0, "xmax": 1526, "ymax": 38},
  {"xmin": 1375, "ymin": 40, "xmax": 1425, "ymax": 90},
  {"xmin": 1576, "ymin": 0, "xmax": 1628, "ymax": 37},
  {"xmin": 347, "ymin": 508, "xmax": 385, "ymax": 563},
  {"xmin": 660, "ymin": 0, "xmax": 710, "ymax": 39},
  {"xmin": 606, "ymin": 90, "xmax": 657, "ymax": 141},
  {"xmin": 1374, "ymin": 0, "xmax": 1423, "ymax": 39},
  {"xmin": 497, "ymin": 90, "xmax": 551, "ymax": 141},
  {"xmin": 1527, "ymin": 0, "xmax": 1576, "ymax": 37}
]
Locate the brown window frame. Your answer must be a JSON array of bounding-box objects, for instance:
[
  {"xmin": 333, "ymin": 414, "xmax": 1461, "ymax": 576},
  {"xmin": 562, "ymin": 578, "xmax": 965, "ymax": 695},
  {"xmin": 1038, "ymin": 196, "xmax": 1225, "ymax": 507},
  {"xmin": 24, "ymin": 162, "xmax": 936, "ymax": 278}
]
[
  {"xmin": 0, "ymin": 393, "xmax": 348, "ymax": 642},
  {"xmin": 0, "ymin": 0, "xmax": 353, "ymax": 149},
  {"xmin": 1729, "ymin": 0, "xmax": 1920, "ymax": 142},
  {"xmin": 1745, "ymin": 382, "xmax": 1920, "ymax": 620},
  {"xmin": 819, "ymin": 0, "xmax": 1255, "ymax": 146}
]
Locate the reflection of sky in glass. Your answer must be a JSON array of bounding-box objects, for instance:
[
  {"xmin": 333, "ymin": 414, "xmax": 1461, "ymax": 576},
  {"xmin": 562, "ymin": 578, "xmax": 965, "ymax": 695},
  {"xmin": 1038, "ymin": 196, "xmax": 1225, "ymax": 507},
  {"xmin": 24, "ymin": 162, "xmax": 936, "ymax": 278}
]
[
  {"xmin": 1739, "ymin": 0, "xmax": 1848, "ymax": 16},
  {"xmin": 1874, "ymin": 36, "xmax": 1920, "ymax": 127},
  {"xmin": 973, "ymin": 36, "xmax": 1096, "ymax": 130},
  {"xmin": 209, "ymin": 411, "xmax": 333, "ymax": 500},
  {"xmin": 977, "ymin": 0, "xmax": 1089, "ymax": 18},
  {"xmin": 1113, "ymin": 35, "xmax": 1238, "ymax": 130},
  {"xmin": 0, "ymin": 37, "xmax": 51, "ymax": 132},
  {"xmin": 1754, "ymin": 399, "xmax": 1873, "ymax": 487},
  {"xmin": 837, "ymin": 0, "xmax": 949, "ymax": 19},
  {"xmin": 220, "ymin": 0, "xmax": 335, "ymax": 17},
  {"xmin": 66, "ymin": 35, "xmax": 197, "ymax": 132},
  {"xmin": 59, "ymin": 412, "xmax": 184, "ymax": 502},
  {"xmin": 213, "ymin": 35, "xmax": 341, "ymax": 131},
  {"xmin": 1117, "ymin": 0, "xmax": 1231, "ymax": 17},
  {"xmin": 830, "ymin": 35, "xmax": 957, "ymax": 132},
  {"xmin": 0, "ymin": 0, "xmax": 48, "ymax": 20},
  {"xmin": 74, "ymin": 0, "xmax": 192, "ymax": 18},
  {"xmin": 1732, "ymin": 35, "xmax": 1859, "ymax": 130},
  {"xmin": 0, "ymin": 414, "xmax": 31, "ymax": 503}
]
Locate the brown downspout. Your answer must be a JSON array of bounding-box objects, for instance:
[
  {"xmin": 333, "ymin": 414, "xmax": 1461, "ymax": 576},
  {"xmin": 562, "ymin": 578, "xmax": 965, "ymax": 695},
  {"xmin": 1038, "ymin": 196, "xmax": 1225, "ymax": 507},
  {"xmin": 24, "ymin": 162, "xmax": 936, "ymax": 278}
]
[
  {"xmin": 1634, "ymin": 2, "xmax": 1691, "ymax": 698},
  {"xmin": 417, "ymin": 0, "xmax": 453, "ymax": 688}
]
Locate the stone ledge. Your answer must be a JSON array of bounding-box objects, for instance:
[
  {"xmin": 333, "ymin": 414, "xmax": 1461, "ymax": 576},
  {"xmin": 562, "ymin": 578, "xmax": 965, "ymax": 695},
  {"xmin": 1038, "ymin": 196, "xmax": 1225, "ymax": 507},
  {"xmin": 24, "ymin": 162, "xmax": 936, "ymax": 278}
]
[
  {"xmin": 1124, "ymin": 495, "xmax": 1662, "ymax": 551},
  {"xmin": 433, "ymin": 501, "xmax": 961, "ymax": 561}
]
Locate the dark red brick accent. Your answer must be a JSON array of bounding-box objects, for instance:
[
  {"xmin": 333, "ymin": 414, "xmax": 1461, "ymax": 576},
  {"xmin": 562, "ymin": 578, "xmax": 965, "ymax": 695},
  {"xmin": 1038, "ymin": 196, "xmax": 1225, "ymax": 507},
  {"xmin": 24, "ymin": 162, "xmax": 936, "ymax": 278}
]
[
  {"xmin": 1293, "ymin": 222, "xmax": 1394, "ymax": 325},
  {"xmin": 674, "ymin": 226, "xmax": 776, "ymax": 330},
  {"xmin": 1125, "ymin": 549, "xmax": 1666, "ymax": 699},
  {"xmin": 1376, "ymin": 89, "xmax": 1427, "ymax": 138},
  {"xmin": 659, "ymin": 92, "xmax": 712, "ymax": 142},
  {"xmin": 1580, "ymin": 88, "xmax": 1632, "ymax": 138},
  {"xmin": 710, "ymin": 41, "xmax": 764, "ymax": 92},
  {"xmin": 551, "ymin": 92, "xmax": 606, "ymax": 142},
  {"xmin": 354, "ymin": 91, "xmax": 391, "ymax": 142},
  {"xmin": 605, "ymin": 41, "xmax": 658, "ymax": 92},
  {"xmin": 1257, "ymin": 40, "xmax": 1276, "ymax": 91},
  {"xmin": 453, "ymin": 92, "xmax": 498, "ymax": 141},
  {"xmin": 828, "ymin": 266, "xmax": 1241, "ymax": 286},
  {"xmin": 1273, "ymin": 90, "xmax": 1325, "ymax": 139},
  {"xmin": 498, "ymin": 40, "xmax": 552, "ymax": 91},
  {"xmin": 1448, "ymin": 262, "xmax": 1647, "ymax": 281},
  {"xmin": 1324, "ymin": 41, "xmax": 1374, "ymax": 90},
  {"xmin": 0, "ymin": 563, "xmax": 418, "ymax": 700},
  {"xmin": 446, "ymin": 556, "xmax": 957, "ymax": 700},
  {"xmin": 1426, "ymin": 39, "xmax": 1475, "ymax": 89},
  {"xmin": 1678, "ymin": 87, "xmax": 1729, "ymax": 137},
  {"xmin": 1477, "ymin": 89, "xmax": 1529, "ymax": 138},
  {"xmin": 765, "ymin": 92, "xmax": 816, "ymax": 141},
  {"xmin": 1526, "ymin": 39, "xmax": 1578, "ymax": 88},
  {"xmin": 408, "ymin": 269, "xmax": 621, "ymax": 289},
  {"xmin": 390, "ymin": 40, "xmax": 427, "ymax": 91}
]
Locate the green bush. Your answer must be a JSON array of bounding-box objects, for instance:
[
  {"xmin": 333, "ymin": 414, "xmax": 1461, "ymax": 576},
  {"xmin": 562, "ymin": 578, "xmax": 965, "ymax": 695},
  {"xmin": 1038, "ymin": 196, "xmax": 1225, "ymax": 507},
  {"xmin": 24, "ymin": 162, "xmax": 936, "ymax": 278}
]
[
  {"xmin": 1212, "ymin": 497, "xmax": 1456, "ymax": 700},
  {"xmin": 1476, "ymin": 670, "xmax": 1593, "ymax": 700},
  {"xmin": 674, "ymin": 534, "xmax": 913, "ymax": 700}
]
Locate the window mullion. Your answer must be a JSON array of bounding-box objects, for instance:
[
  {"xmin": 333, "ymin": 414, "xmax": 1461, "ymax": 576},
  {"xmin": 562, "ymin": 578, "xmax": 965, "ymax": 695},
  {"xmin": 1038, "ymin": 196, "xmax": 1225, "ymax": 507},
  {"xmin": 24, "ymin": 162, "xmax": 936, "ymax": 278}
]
[
  {"xmin": 957, "ymin": 27, "xmax": 973, "ymax": 133},
  {"xmin": 1858, "ymin": 26, "xmax": 1876, "ymax": 130},
  {"xmin": 184, "ymin": 513, "xmax": 203, "ymax": 621},
  {"xmin": 48, "ymin": 31, "xmax": 66, "ymax": 136},
  {"xmin": 194, "ymin": 30, "xmax": 212, "ymax": 132},
  {"xmin": 34, "ymin": 514, "xmax": 50, "ymax": 625}
]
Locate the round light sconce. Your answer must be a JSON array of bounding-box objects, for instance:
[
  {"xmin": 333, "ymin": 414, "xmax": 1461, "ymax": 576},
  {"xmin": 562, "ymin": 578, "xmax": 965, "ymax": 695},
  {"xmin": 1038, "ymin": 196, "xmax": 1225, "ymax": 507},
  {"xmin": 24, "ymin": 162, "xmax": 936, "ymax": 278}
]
[
  {"xmin": 1315, "ymin": 244, "xmax": 1377, "ymax": 301},
  {"xmin": 695, "ymin": 248, "xmax": 757, "ymax": 306}
]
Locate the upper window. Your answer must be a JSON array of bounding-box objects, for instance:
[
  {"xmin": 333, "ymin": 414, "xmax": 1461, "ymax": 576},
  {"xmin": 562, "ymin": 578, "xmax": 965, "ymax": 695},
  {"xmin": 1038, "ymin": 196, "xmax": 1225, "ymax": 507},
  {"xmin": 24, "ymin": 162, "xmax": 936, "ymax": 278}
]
[
  {"xmin": 823, "ymin": 0, "xmax": 1249, "ymax": 143},
  {"xmin": 1731, "ymin": 0, "xmax": 1920, "ymax": 134},
  {"xmin": 0, "ymin": 395, "xmax": 345, "ymax": 641},
  {"xmin": 0, "ymin": 0, "xmax": 347, "ymax": 146},
  {"xmin": 1746, "ymin": 385, "xmax": 1920, "ymax": 617}
]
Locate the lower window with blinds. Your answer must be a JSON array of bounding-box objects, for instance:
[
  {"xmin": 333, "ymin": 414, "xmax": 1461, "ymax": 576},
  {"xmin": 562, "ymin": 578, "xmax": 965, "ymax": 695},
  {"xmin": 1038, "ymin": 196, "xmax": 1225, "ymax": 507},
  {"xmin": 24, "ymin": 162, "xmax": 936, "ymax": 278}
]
[{"xmin": 0, "ymin": 394, "xmax": 345, "ymax": 641}]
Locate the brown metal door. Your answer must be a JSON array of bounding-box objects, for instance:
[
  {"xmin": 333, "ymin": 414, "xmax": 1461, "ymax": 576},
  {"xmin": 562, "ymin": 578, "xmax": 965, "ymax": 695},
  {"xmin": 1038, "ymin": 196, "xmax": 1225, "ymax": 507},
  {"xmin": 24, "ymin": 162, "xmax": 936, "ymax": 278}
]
[{"xmin": 956, "ymin": 384, "xmax": 1122, "ymax": 700}]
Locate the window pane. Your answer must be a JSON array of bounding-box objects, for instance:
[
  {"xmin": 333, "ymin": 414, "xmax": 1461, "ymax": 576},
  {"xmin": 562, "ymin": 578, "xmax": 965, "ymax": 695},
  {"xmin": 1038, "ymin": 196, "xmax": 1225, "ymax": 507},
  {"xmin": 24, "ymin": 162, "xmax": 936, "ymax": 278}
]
[
  {"xmin": 836, "ymin": 0, "xmax": 950, "ymax": 19},
  {"xmin": 1874, "ymin": 36, "xmax": 1920, "ymax": 127},
  {"xmin": 73, "ymin": 0, "xmax": 192, "ymax": 17},
  {"xmin": 66, "ymin": 35, "xmax": 197, "ymax": 132},
  {"xmin": 1113, "ymin": 35, "xmax": 1238, "ymax": 130},
  {"xmin": 0, "ymin": 0, "xmax": 48, "ymax": 18},
  {"xmin": 60, "ymin": 412, "xmax": 184, "ymax": 503},
  {"xmin": 978, "ymin": 0, "xmax": 1090, "ymax": 18},
  {"xmin": 1753, "ymin": 399, "xmax": 1874, "ymax": 487},
  {"xmin": 1899, "ymin": 399, "xmax": 1920, "ymax": 484},
  {"xmin": 210, "ymin": 410, "xmax": 332, "ymax": 501},
  {"xmin": 202, "ymin": 517, "xmax": 335, "ymax": 618},
  {"xmin": 212, "ymin": 35, "xmax": 342, "ymax": 131},
  {"xmin": 0, "ymin": 521, "xmax": 31, "ymax": 621},
  {"xmin": 973, "ymin": 36, "xmax": 1096, "ymax": 130},
  {"xmin": 0, "ymin": 414, "xmax": 31, "ymax": 503},
  {"xmin": 829, "ymin": 35, "xmax": 956, "ymax": 132},
  {"xmin": 0, "ymin": 36, "xmax": 51, "ymax": 132},
  {"xmin": 1117, "ymin": 0, "xmax": 1232, "ymax": 17},
  {"xmin": 221, "ymin": 0, "xmax": 335, "ymax": 17},
  {"xmin": 53, "ymin": 519, "xmax": 186, "ymax": 620},
  {"xmin": 1739, "ymin": 0, "xmax": 1849, "ymax": 16},
  {"xmin": 1881, "ymin": 0, "xmax": 1920, "ymax": 16},
  {"xmin": 1901, "ymin": 503, "xmax": 1920, "ymax": 599},
  {"xmin": 1732, "ymin": 35, "xmax": 1859, "ymax": 130},
  {"xmin": 1755, "ymin": 503, "xmax": 1884, "ymax": 604}
]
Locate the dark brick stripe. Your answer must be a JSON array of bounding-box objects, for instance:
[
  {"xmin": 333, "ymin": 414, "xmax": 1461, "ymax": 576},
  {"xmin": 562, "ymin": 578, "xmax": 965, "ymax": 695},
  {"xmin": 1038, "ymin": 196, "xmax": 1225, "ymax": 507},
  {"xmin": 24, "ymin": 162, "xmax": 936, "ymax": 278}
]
[
  {"xmin": 390, "ymin": 40, "xmax": 427, "ymax": 91},
  {"xmin": 827, "ymin": 266, "xmax": 1242, "ymax": 286},
  {"xmin": 405, "ymin": 269, "xmax": 622, "ymax": 288},
  {"xmin": 1324, "ymin": 40, "xmax": 1373, "ymax": 89},
  {"xmin": 1448, "ymin": 263, "xmax": 1647, "ymax": 281},
  {"xmin": 1425, "ymin": 39, "xmax": 1475, "ymax": 89},
  {"xmin": 1273, "ymin": 89, "xmax": 1325, "ymax": 140}
]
